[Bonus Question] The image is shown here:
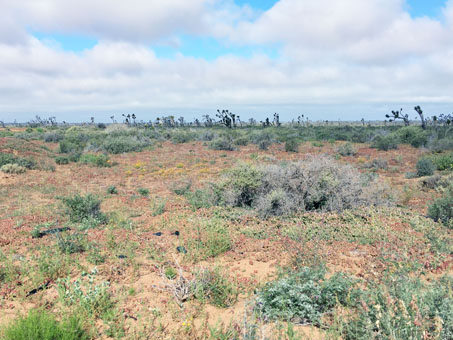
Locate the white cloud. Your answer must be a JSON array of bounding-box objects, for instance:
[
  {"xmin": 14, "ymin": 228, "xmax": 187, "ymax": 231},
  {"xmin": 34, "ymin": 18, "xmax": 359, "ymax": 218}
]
[{"xmin": 0, "ymin": 0, "xmax": 453, "ymax": 122}]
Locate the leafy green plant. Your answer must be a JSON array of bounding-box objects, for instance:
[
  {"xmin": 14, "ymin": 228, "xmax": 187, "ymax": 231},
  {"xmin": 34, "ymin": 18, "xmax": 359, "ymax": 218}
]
[
  {"xmin": 57, "ymin": 268, "xmax": 114, "ymax": 319},
  {"xmin": 428, "ymin": 187, "xmax": 453, "ymax": 228},
  {"xmin": 285, "ymin": 140, "xmax": 299, "ymax": 153},
  {"xmin": 165, "ymin": 267, "xmax": 177, "ymax": 280},
  {"xmin": 371, "ymin": 134, "xmax": 399, "ymax": 151},
  {"xmin": 188, "ymin": 219, "xmax": 232, "ymax": 260},
  {"xmin": 137, "ymin": 188, "xmax": 150, "ymax": 197},
  {"xmin": 107, "ymin": 185, "xmax": 118, "ymax": 194},
  {"xmin": 79, "ymin": 153, "xmax": 112, "ymax": 167},
  {"xmin": 60, "ymin": 194, "xmax": 106, "ymax": 224},
  {"xmin": 416, "ymin": 158, "xmax": 435, "ymax": 177},
  {"xmin": 431, "ymin": 152, "xmax": 453, "ymax": 171},
  {"xmin": 255, "ymin": 266, "xmax": 354, "ymax": 325},
  {"xmin": 1, "ymin": 163, "xmax": 26, "ymax": 174},
  {"xmin": 337, "ymin": 142, "xmax": 357, "ymax": 156},
  {"xmin": 1, "ymin": 310, "xmax": 89, "ymax": 340}
]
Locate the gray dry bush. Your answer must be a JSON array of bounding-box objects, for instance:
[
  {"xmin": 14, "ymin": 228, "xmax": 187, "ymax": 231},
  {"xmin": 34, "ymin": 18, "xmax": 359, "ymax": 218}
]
[{"xmin": 219, "ymin": 155, "xmax": 392, "ymax": 217}]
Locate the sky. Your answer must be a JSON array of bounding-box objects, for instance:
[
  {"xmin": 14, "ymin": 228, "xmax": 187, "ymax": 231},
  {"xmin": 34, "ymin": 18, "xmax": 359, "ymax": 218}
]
[{"xmin": 0, "ymin": 0, "xmax": 452, "ymax": 123}]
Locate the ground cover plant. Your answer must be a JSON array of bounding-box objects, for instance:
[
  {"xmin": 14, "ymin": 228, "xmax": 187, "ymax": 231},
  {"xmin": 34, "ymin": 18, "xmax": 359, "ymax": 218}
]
[{"xmin": 0, "ymin": 121, "xmax": 451, "ymax": 339}]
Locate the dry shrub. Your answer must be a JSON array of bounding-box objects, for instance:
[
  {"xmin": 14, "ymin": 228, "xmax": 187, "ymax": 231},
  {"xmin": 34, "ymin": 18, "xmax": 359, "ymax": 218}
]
[{"xmin": 220, "ymin": 155, "xmax": 393, "ymax": 217}]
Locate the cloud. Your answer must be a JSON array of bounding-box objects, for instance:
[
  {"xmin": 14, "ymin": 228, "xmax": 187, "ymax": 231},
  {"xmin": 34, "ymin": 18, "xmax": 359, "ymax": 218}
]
[{"xmin": 0, "ymin": 0, "xmax": 453, "ymax": 122}]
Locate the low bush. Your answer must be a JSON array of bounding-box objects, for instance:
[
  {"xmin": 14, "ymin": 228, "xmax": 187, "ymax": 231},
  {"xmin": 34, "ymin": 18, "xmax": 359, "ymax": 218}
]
[
  {"xmin": 337, "ymin": 142, "xmax": 357, "ymax": 156},
  {"xmin": 55, "ymin": 155, "xmax": 70, "ymax": 165},
  {"xmin": 55, "ymin": 232, "xmax": 86, "ymax": 254},
  {"xmin": 431, "ymin": 152, "xmax": 453, "ymax": 171},
  {"xmin": 79, "ymin": 153, "xmax": 112, "ymax": 167},
  {"xmin": 420, "ymin": 175, "xmax": 450, "ymax": 190},
  {"xmin": 416, "ymin": 158, "xmax": 435, "ymax": 177},
  {"xmin": 371, "ymin": 134, "xmax": 399, "ymax": 151},
  {"xmin": 1, "ymin": 310, "xmax": 89, "ymax": 340},
  {"xmin": 428, "ymin": 187, "xmax": 453, "ymax": 228},
  {"xmin": 429, "ymin": 138, "xmax": 453, "ymax": 152},
  {"xmin": 59, "ymin": 140, "xmax": 83, "ymax": 154},
  {"xmin": 209, "ymin": 136, "xmax": 235, "ymax": 151},
  {"xmin": 364, "ymin": 159, "xmax": 388, "ymax": 170},
  {"xmin": 185, "ymin": 188, "xmax": 217, "ymax": 210},
  {"xmin": 1, "ymin": 163, "xmax": 26, "ymax": 174},
  {"xmin": 344, "ymin": 276, "xmax": 453, "ymax": 340},
  {"xmin": 233, "ymin": 136, "xmax": 249, "ymax": 146},
  {"xmin": 107, "ymin": 185, "xmax": 118, "ymax": 194},
  {"xmin": 60, "ymin": 194, "xmax": 106, "ymax": 224},
  {"xmin": 397, "ymin": 126, "xmax": 428, "ymax": 147},
  {"xmin": 137, "ymin": 188, "xmax": 149, "ymax": 197},
  {"xmin": 0, "ymin": 152, "xmax": 36, "ymax": 169},
  {"xmin": 170, "ymin": 180, "xmax": 192, "ymax": 195},
  {"xmin": 255, "ymin": 266, "xmax": 354, "ymax": 324},
  {"xmin": 188, "ymin": 219, "xmax": 231, "ymax": 260},
  {"xmin": 102, "ymin": 136, "xmax": 150, "ymax": 154},
  {"xmin": 43, "ymin": 131, "xmax": 64, "ymax": 143},
  {"xmin": 218, "ymin": 156, "xmax": 391, "ymax": 217},
  {"xmin": 193, "ymin": 266, "xmax": 238, "ymax": 308},
  {"xmin": 285, "ymin": 140, "xmax": 299, "ymax": 153}
]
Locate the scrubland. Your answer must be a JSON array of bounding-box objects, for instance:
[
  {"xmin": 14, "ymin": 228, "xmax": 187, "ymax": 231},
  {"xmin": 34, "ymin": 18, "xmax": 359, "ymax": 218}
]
[{"xmin": 0, "ymin": 123, "xmax": 451, "ymax": 339}]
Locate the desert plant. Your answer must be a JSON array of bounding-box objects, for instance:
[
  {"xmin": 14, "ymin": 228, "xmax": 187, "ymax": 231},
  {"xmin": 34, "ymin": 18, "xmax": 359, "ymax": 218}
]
[
  {"xmin": 79, "ymin": 153, "xmax": 112, "ymax": 167},
  {"xmin": 285, "ymin": 140, "xmax": 299, "ymax": 153},
  {"xmin": 255, "ymin": 266, "xmax": 354, "ymax": 325},
  {"xmin": 219, "ymin": 156, "xmax": 391, "ymax": 216},
  {"xmin": 416, "ymin": 158, "xmax": 435, "ymax": 177},
  {"xmin": 337, "ymin": 142, "xmax": 357, "ymax": 156},
  {"xmin": 397, "ymin": 126, "xmax": 427, "ymax": 147},
  {"xmin": 55, "ymin": 232, "xmax": 86, "ymax": 254},
  {"xmin": 1, "ymin": 163, "xmax": 26, "ymax": 174},
  {"xmin": 431, "ymin": 152, "xmax": 453, "ymax": 171},
  {"xmin": 428, "ymin": 187, "xmax": 453, "ymax": 228},
  {"xmin": 137, "ymin": 188, "xmax": 150, "ymax": 197},
  {"xmin": 60, "ymin": 194, "xmax": 106, "ymax": 224},
  {"xmin": 193, "ymin": 266, "xmax": 238, "ymax": 308},
  {"xmin": 209, "ymin": 136, "xmax": 235, "ymax": 151},
  {"xmin": 102, "ymin": 136, "xmax": 150, "ymax": 154},
  {"xmin": 371, "ymin": 134, "xmax": 399, "ymax": 151},
  {"xmin": 107, "ymin": 185, "xmax": 118, "ymax": 194},
  {"xmin": 1, "ymin": 310, "xmax": 89, "ymax": 340}
]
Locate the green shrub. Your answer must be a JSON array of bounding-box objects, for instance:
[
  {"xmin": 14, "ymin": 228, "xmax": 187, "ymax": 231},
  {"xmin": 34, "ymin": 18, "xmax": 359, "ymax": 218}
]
[
  {"xmin": 2, "ymin": 310, "xmax": 89, "ymax": 340},
  {"xmin": 219, "ymin": 164, "xmax": 263, "ymax": 207},
  {"xmin": 416, "ymin": 158, "xmax": 435, "ymax": 177},
  {"xmin": 107, "ymin": 185, "xmax": 118, "ymax": 194},
  {"xmin": 44, "ymin": 131, "xmax": 64, "ymax": 143},
  {"xmin": 60, "ymin": 194, "xmax": 106, "ymax": 224},
  {"xmin": 55, "ymin": 232, "xmax": 86, "ymax": 254},
  {"xmin": 189, "ymin": 219, "xmax": 232, "ymax": 260},
  {"xmin": 55, "ymin": 155, "xmax": 70, "ymax": 165},
  {"xmin": 79, "ymin": 153, "xmax": 112, "ymax": 167},
  {"xmin": 0, "ymin": 152, "xmax": 36, "ymax": 169},
  {"xmin": 1, "ymin": 163, "xmax": 26, "ymax": 174},
  {"xmin": 170, "ymin": 180, "xmax": 192, "ymax": 195},
  {"xmin": 371, "ymin": 134, "xmax": 399, "ymax": 151},
  {"xmin": 233, "ymin": 136, "xmax": 249, "ymax": 146},
  {"xmin": 337, "ymin": 142, "xmax": 357, "ymax": 156},
  {"xmin": 285, "ymin": 140, "xmax": 299, "ymax": 153},
  {"xmin": 102, "ymin": 136, "xmax": 150, "ymax": 154},
  {"xmin": 258, "ymin": 139, "xmax": 271, "ymax": 150},
  {"xmin": 428, "ymin": 188, "xmax": 453, "ymax": 228},
  {"xmin": 397, "ymin": 126, "xmax": 428, "ymax": 147},
  {"xmin": 344, "ymin": 276, "xmax": 453, "ymax": 340},
  {"xmin": 59, "ymin": 140, "xmax": 83, "ymax": 154},
  {"xmin": 165, "ymin": 267, "xmax": 177, "ymax": 280},
  {"xmin": 431, "ymin": 152, "xmax": 453, "ymax": 171},
  {"xmin": 185, "ymin": 188, "xmax": 217, "ymax": 210},
  {"xmin": 255, "ymin": 267, "xmax": 354, "ymax": 324},
  {"xmin": 193, "ymin": 266, "xmax": 238, "ymax": 308},
  {"xmin": 137, "ymin": 188, "xmax": 149, "ymax": 197},
  {"xmin": 209, "ymin": 136, "xmax": 235, "ymax": 151}
]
